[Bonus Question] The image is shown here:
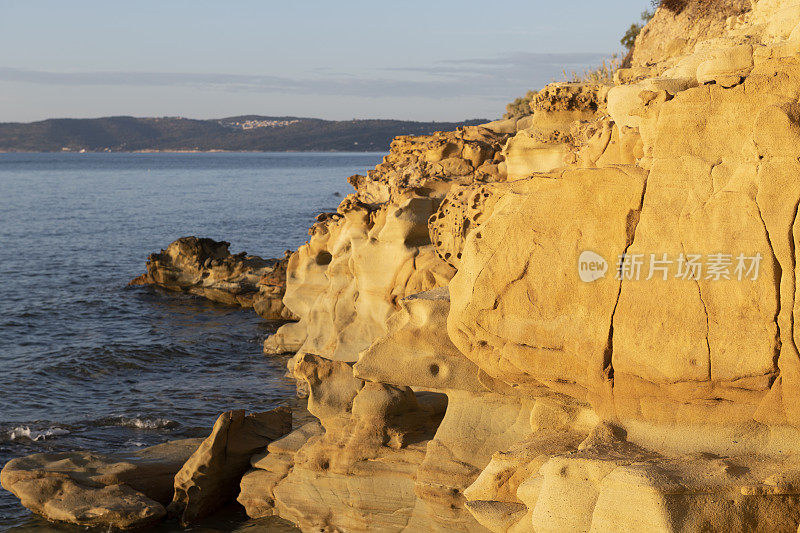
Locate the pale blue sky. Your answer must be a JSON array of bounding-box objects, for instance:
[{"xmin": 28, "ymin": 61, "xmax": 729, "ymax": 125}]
[{"xmin": 0, "ymin": 1, "xmax": 652, "ymax": 122}]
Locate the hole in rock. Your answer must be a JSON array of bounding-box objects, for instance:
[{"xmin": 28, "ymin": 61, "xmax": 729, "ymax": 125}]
[
  {"xmin": 405, "ymin": 391, "xmax": 448, "ymax": 446},
  {"xmin": 429, "ymin": 363, "xmax": 440, "ymax": 377},
  {"xmin": 405, "ymin": 235, "xmax": 431, "ymax": 247},
  {"xmin": 315, "ymin": 252, "xmax": 333, "ymax": 266}
]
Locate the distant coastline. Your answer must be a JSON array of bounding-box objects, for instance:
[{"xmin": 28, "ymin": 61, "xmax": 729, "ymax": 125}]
[
  {"xmin": 0, "ymin": 149, "xmax": 389, "ymax": 154},
  {"xmin": 0, "ymin": 115, "xmax": 488, "ymax": 153}
]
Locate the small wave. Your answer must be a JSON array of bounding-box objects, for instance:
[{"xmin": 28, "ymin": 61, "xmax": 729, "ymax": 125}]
[
  {"xmin": 93, "ymin": 415, "xmax": 178, "ymax": 430},
  {"xmin": 7, "ymin": 426, "xmax": 71, "ymax": 442}
]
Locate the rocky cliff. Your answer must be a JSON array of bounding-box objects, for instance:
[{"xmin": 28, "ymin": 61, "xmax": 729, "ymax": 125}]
[{"xmin": 245, "ymin": 1, "xmax": 800, "ymax": 531}]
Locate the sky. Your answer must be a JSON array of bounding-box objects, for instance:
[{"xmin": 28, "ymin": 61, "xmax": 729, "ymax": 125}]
[{"xmin": 0, "ymin": 0, "xmax": 653, "ymax": 122}]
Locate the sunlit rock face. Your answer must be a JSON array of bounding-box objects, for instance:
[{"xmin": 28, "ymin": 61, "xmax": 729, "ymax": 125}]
[
  {"xmin": 250, "ymin": 2, "xmax": 800, "ymax": 531},
  {"xmin": 264, "ymin": 126, "xmax": 511, "ymax": 359}
]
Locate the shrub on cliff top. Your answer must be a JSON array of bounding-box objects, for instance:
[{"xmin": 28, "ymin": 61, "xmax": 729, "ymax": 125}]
[
  {"xmin": 503, "ymin": 56, "xmax": 622, "ymax": 119},
  {"xmin": 505, "ymin": 91, "xmax": 538, "ymax": 120},
  {"xmin": 621, "ymin": 10, "xmax": 655, "ymax": 50},
  {"xmin": 650, "ymin": 0, "xmax": 751, "ymax": 17},
  {"xmin": 504, "ymin": 4, "xmax": 650, "ymax": 120},
  {"xmin": 653, "ymin": 0, "xmax": 689, "ymax": 14}
]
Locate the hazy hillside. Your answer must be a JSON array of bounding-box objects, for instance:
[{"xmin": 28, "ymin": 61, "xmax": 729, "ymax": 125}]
[{"xmin": 0, "ymin": 116, "xmax": 488, "ymax": 152}]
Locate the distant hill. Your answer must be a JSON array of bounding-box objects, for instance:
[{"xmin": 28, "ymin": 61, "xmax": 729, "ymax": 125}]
[{"xmin": 0, "ymin": 115, "xmax": 489, "ymax": 152}]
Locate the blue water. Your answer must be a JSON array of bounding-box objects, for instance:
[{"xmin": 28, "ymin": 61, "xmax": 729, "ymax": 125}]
[{"xmin": 0, "ymin": 152, "xmax": 384, "ymax": 531}]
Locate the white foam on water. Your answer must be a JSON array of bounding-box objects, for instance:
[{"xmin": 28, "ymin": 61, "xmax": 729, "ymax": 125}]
[
  {"xmin": 101, "ymin": 416, "xmax": 178, "ymax": 430},
  {"xmin": 8, "ymin": 426, "xmax": 71, "ymax": 442}
]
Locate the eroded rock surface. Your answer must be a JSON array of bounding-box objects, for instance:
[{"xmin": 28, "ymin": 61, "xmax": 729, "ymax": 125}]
[
  {"xmin": 264, "ymin": 126, "xmax": 510, "ymax": 358},
  {"xmin": 14, "ymin": 1, "xmax": 800, "ymax": 531},
  {"xmin": 0, "ymin": 439, "xmax": 201, "ymax": 529},
  {"xmin": 1, "ymin": 408, "xmax": 291, "ymax": 530},
  {"xmin": 130, "ymin": 236, "xmax": 296, "ymax": 320}
]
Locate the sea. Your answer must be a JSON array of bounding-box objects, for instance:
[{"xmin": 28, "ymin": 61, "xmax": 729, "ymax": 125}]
[{"xmin": 0, "ymin": 152, "xmax": 384, "ymax": 531}]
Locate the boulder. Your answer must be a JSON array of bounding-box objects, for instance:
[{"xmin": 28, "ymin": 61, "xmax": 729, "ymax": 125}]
[
  {"xmin": 169, "ymin": 407, "xmax": 291, "ymax": 525},
  {"xmin": 0, "ymin": 439, "xmax": 201, "ymax": 529}
]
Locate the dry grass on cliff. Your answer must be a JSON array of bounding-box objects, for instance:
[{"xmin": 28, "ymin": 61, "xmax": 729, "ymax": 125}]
[
  {"xmin": 562, "ymin": 56, "xmax": 621, "ymax": 84},
  {"xmin": 504, "ymin": 55, "xmax": 621, "ymax": 119}
]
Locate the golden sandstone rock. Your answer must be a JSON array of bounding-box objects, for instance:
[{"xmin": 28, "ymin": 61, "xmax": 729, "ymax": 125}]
[
  {"xmin": 0, "ymin": 439, "xmax": 201, "ymax": 529},
  {"xmin": 248, "ymin": 1, "xmax": 800, "ymax": 531},
  {"xmin": 1, "ymin": 408, "xmax": 290, "ymax": 529},
  {"xmin": 13, "ymin": 1, "xmax": 800, "ymax": 530},
  {"xmin": 264, "ymin": 126, "xmax": 508, "ymax": 358},
  {"xmin": 169, "ymin": 408, "xmax": 290, "ymax": 525}
]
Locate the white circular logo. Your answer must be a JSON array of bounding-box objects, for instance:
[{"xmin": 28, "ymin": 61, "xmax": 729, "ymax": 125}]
[{"xmin": 578, "ymin": 251, "xmax": 608, "ymax": 283}]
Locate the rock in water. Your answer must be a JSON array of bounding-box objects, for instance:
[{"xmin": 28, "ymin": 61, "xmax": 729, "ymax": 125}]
[
  {"xmin": 1, "ymin": 408, "xmax": 292, "ymax": 529},
  {"xmin": 130, "ymin": 236, "xmax": 297, "ymax": 321},
  {"xmin": 169, "ymin": 407, "xmax": 291, "ymax": 525},
  {"xmin": 0, "ymin": 439, "xmax": 201, "ymax": 529}
]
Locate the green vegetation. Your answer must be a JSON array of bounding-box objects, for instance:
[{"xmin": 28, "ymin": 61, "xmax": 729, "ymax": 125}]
[
  {"xmin": 621, "ymin": 10, "xmax": 655, "ymax": 51},
  {"xmin": 0, "ymin": 116, "xmax": 488, "ymax": 152},
  {"xmin": 504, "ymin": 55, "xmax": 623, "ymax": 119},
  {"xmin": 504, "ymin": 91, "xmax": 539, "ymax": 120}
]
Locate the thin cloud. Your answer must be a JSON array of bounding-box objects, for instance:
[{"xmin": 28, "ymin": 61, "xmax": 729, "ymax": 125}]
[{"xmin": 0, "ymin": 52, "xmax": 612, "ymax": 100}]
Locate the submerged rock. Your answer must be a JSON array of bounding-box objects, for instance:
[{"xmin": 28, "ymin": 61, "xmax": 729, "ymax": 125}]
[
  {"xmin": 0, "ymin": 438, "xmax": 201, "ymax": 529},
  {"xmin": 17, "ymin": 1, "xmax": 800, "ymax": 531},
  {"xmin": 1, "ymin": 407, "xmax": 291, "ymax": 529},
  {"xmin": 130, "ymin": 236, "xmax": 297, "ymax": 321}
]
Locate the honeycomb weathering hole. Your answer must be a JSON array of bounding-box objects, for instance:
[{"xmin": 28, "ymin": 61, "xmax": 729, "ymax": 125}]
[{"xmin": 316, "ymin": 251, "xmax": 333, "ymax": 265}]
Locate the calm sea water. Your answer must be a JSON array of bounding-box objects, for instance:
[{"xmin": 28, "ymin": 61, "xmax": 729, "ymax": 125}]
[{"xmin": 0, "ymin": 152, "xmax": 383, "ymax": 531}]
